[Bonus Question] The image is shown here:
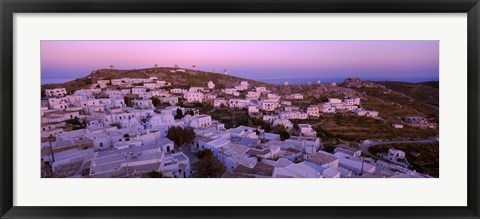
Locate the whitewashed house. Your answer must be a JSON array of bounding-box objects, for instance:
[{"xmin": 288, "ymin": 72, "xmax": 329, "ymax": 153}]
[
  {"xmin": 105, "ymin": 90, "xmax": 123, "ymax": 99},
  {"xmin": 228, "ymin": 99, "xmax": 250, "ymax": 109},
  {"xmin": 273, "ymin": 118, "xmax": 293, "ymax": 129},
  {"xmin": 184, "ymin": 115, "xmax": 212, "ymax": 129},
  {"xmin": 344, "ymin": 98, "xmax": 361, "ymax": 105},
  {"xmin": 307, "ymin": 105, "xmax": 320, "ymax": 117},
  {"xmin": 223, "ymin": 88, "xmax": 238, "ymax": 95},
  {"xmin": 45, "ymin": 88, "xmax": 67, "ymax": 97},
  {"xmin": 328, "ymin": 98, "xmax": 342, "ymax": 104},
  {"xmin": 298, "ymin": 124, "xmax": 317, "ymax": 137},
  {"xmin": 213, "ymin": 98, "xmax": 227, "ymax": 108},
  {"xmin": 286, "ymin": 93, "xmax": 304, "ymax": 100},
  {"xmin": 48, "ymin": 97, "xmax": 69, "ymax": 110},
  {"xmin": 132, "ymin": 87, "xmax": 147, "ymax": 95},
  {"xmin": 248, "ymin": 105, "xmax": 260, "ymax": 114},
  {"xmin": 207, "ymin": 81, "xmax": 215, "ymax": 89},
  {"xmin": 261, "ymin": 100, "xmax": 278, "ymax": 111},
  {"xmin": 132, "ymin": 99, "xmax": 154, "ymax": 109},
  {"xmin": 184, "ymin": 92, "xmax": 204, "ymax": 103},
  {"xmin": 255, "ymin": 87, "xmax": 267, "ymax": 93},
  {"xmin": 392, "ymin": 124, "xmax": 404, "ymax": 128},
  {"xmin": 170, "ymin": 88, "xmax": 187, "ymax": 94},
  {"xmin": 189, "ymin": 87, "xmax": 205, "ymax": 92},
  {"xmin": 235, "ymin": 81, "xmax": 250, "ymax": 91}
]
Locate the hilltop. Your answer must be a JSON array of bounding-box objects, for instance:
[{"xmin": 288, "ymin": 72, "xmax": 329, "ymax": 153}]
[
  {"xmin": 43, "ymin": 67, "xmax": 368, "ymax": 101},
  {"xmin": 43, "ymin": 67, "xmax": 271, "ymax": 92}
]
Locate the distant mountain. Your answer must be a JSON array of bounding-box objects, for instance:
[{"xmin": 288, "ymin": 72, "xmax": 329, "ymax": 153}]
[{"xmin": 418, "ymin": 81, "xmax": 439, "ymax": 89}]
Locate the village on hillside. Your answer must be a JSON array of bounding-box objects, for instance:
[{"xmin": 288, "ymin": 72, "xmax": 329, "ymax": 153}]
[{"xmin": 41, "ymin": 65, "xmax": 439, "ymax": 178}]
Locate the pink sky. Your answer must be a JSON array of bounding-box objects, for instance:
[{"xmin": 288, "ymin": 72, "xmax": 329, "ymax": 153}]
[{"xmin": 41, "ymin": 41, "xmax": 439, "ymax": 81}]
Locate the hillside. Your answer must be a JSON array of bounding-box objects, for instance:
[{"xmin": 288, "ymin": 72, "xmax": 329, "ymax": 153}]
[
  {"xmin": 42, "ymin": 69, "xmax": 439, "ymax": 142},
  {"xmin": 341, "ymin": 79, "xmax": 439, "ymax": 121},
  {"xmin": 378, "ymin": 81, "xmax": 439, "ymax": 107},
  {"xmin": 43, "ymin": 67, "xmax": 368, "ymax": 104},
  {"xmin": 42, "ymin": 67, "xmax": 272, "ymax": 92}
]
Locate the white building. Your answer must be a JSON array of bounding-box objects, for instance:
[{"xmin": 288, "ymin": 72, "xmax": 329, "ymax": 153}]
[
  {"xmin": 207, "ymin": 81, "xmax": 215, "ymax": 89},
  {"xmin": 223, "ymin": 88, "xmax": 238, "ymax": 95},
  {"xmin": 184, "ymin": 115, "xmax": 212, "ymax": 129},
  {"xmin": 213, "ymin": 98, "xmax": 227, "ymax": 108},
  {"xmin": 388, "ymin": 149, "xmax": 406, "ymax": 162},
  {"xmin": 279, "ymin": 111, "xmax": 308, "ymax": 120},
  {"xmin": 132, "ymin": 99, "xmax": 154, "ymax": 109},
  {"xmin": 273, "ymin": 118, "xmax": 293, "ymax": 129},
  {"xmin": 286, "ymin": 93, "xmax": 304, "ymax": 100},
  {"xmin": 392, "ymin": 124, "xmax": 404, "ymax": 128},
  {"xmin": 105, "ymin": 90, "xmax": 123, "ymax": 99},
  {"xmin": 235, "ymin": 81, "xmax": 249, "ymax": 91},
  {"xmin": 298, "ymin": 124, "xmax": 317, "ymax": 137},
  {"xmin": 255, "ymin": 87, "xmax": 267, "ymax": 93},
  {"xmin": 143, "ymin": 83, "xmax": 161, "ymax": 90},
  {"xmin": 189, "ymin": 87, "xmax": 204, "ymax": 92},
  {"xmin": 354, "ymin": 109, "xmax": 379, "ymax": 117},
  {"xmin": 328, "ymin": 98, "xmax": 342, "ymax": 104},
  {"xmin": 48, "ymin": 97, "xmax": 69, "ymax": 110},
  {"xmin": 170, "ymin": 88, "xmax": 187, "ymax": 94},
  {"xmin": 228, "ymin": 99, "xmax": 250, "ymax": 109},
  {"xmin": 184, "ymin": 92, "xmax": 204, "ymax": 103},
  {"xmin": 307, "ymin": 105, "xmax": 320, "ymax": 117},
  {"xmin": 132, "ymin": 87, "xmax": 147, "ymax": 95},
  {"xmin": 344, "ymin": 98, "xmax": 361, "ymax": 105},
  {"xmin": 261, "ymin": 100, "xmax": 279, "ymax": 112},
  {"xmin": 246, "ymin": 91, "xmax": 261, "ymax": 100},
  {"xmin": 45, "ymin": 88, "xmax": 67, "ymax": 97},
  {"xmin": 248, "ymin": 105, "xmax": 260, "ymax": 114}
]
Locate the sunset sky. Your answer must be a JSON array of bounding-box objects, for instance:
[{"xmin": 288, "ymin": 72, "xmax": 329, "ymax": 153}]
[{"xmin": 41, "ymin": 41, "xmax": 439, "ymax": 82}]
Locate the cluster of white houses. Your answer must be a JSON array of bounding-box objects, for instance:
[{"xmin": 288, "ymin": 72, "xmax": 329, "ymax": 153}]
[{"xmin": 41, "ymin": 76, "xmax": 430, "ymax": 178}]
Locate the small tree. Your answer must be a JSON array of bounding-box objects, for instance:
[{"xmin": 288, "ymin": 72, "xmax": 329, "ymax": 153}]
[
  {"xmin": 278, "ymin": 130, "xmax": 291, "ymax": 141},
  {"xmin": 192, "ymin": 151, "xmax": 224, "ymax": 178},
  {"xmin": 41, "ymin": 88, "xmax": 46, "ymax": 98},
  {"xmin": 124, "ymin": 96, "xmax": 133, "ymax": 107},
  {"xmin": 151, "ymin": 97, "xmax": 161, "ymax": 108},
  {"xmin": 145, "ymin": 171, "xmax": 163, "ymax": 178},
  {"xmin": 65, "ymin": 118, "xmax": 85, "ymax": 130},
  {"xmin": 175, "ymin": 108, "xmax": 184, "ymax": 120},
  {"xmin": 273, "ymin": 125, "xmax": 290, "ymax": 141},
  {"xmin": 166, "ymin": 126, "xmax": 196, "ymax": 149},
  {"xmin": 111, "ymin": 122, "xmax": 122, "ymax": 129},
  {"xmin": 184, "ymin": 127, "xmax": 196, "ymax": 146},
  {"xmin": 196, "ymin": 149, "xmax": 214, "ymax": 159}
]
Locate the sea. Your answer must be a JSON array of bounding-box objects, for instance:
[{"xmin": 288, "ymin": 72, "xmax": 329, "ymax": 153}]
[
  {"xmin": 256, "ymin": 78, "xmax": 342, "ymax": 85},
  {"xmin": 41, "ymin": 76, "xmax": 438, "ymax": 85},
  {"xmin": 256, "ymin": 77, "xmax": 438, "ymax": 85}
]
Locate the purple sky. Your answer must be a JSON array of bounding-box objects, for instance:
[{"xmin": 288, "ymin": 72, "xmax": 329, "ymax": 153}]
[{"xmin": 41, "ymin": 41, "xmax": 439, "ymax": 82}]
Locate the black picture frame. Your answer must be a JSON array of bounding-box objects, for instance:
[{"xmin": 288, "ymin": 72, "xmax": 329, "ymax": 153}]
[{"xmin": 1, "ymin": 0, "xmax": 479, "ymax": 218}]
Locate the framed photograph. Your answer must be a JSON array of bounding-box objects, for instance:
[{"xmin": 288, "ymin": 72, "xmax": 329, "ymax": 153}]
[{"xmin": 1, "ymin": 0, "xmax": 479, "ymax": 218}]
